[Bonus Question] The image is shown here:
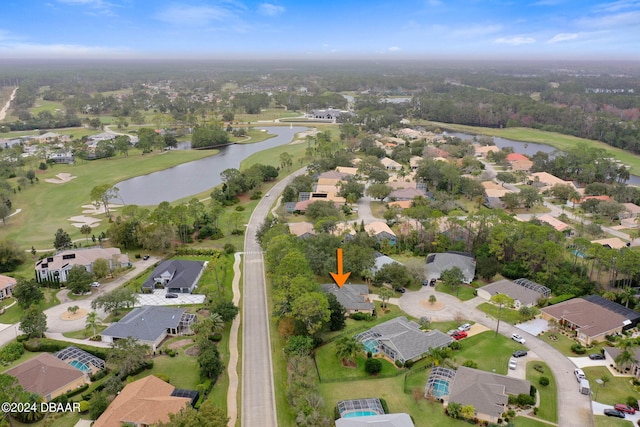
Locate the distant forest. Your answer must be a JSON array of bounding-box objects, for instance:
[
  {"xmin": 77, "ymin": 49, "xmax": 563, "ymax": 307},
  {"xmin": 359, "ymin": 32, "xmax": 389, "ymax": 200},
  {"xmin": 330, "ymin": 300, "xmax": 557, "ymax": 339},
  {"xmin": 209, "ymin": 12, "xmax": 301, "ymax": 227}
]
[{"xmin": 1, "ymin": 59, "xmax": 639, "ymax": 153}]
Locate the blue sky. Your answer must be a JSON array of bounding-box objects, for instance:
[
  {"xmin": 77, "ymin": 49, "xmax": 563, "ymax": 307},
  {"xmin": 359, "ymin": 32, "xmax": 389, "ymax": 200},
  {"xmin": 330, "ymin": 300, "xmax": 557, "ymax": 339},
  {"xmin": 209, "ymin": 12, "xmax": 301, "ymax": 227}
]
[{"xmin": 0, "ymin": 0, "xmax": 638, "ymax": 59}]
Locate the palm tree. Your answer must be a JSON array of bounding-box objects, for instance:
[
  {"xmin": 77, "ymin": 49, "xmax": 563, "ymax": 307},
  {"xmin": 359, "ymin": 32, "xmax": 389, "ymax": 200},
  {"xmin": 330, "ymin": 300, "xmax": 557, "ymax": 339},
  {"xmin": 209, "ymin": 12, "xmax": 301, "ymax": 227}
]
[
  {"xmin": 615, "ymin": 339, "xmax": 638, "ymax": 371},
  {"xmin": 379, "ymin": 288, "xmax": 394, "ymax": 309},
  {"xmin": 620, "ymin": 287, "xmax": 636, "ymax": 308},
  {"xmin": 85, "ymin": 311, "xmax": 102, "ymax": 338},
  {"xmin": 335, "ymin": 336, "xmax": 364, "ymax": 365},
  {"xmin": 210, "ymin": 312, "xmax": 225, "ymax": 333}
]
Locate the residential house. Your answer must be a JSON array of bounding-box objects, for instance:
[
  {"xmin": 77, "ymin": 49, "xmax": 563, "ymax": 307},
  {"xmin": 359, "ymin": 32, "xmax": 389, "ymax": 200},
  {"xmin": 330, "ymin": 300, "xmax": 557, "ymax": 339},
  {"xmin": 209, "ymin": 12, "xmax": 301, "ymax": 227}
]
[
  {"xmin": 141, "ymin": 259, "xmax": 206, "ymax": 294},
  {"xmin": 317, "ymin": 170, "xmax": 350, "ymax": 181},
  {"xmin": 93, "ymin": 375, "xmax": 197, "ymax": 427},
  {"xmin": 289, "ymin": 222, "xmax": 316, "ymax": 239},
  {"xmin": 536, "ymin": 214, "xmax": 574, "ymax": 235},
  {"xmin": 567, "ymin": 195, "xmax": 613, "ymax": 209},
  {"xmin": 321, "ymin": 284, "xmax": 375, "ymax": 315},
  {"xmin": 5, "ymin": 353, "xmax": 87, "ymax": 402},
  {"xmin": 381, "ymin": 157, "xmax": 402, "ymax": 171},
  {"xmin": 35, "ymin": 247, "xmax": 130, "ymax": 283},
  {"xmin": 356, "ymin": 316, "xmax": 453, "ymax": 364},
  {"xmin": 591, "ymin": 237, "xmax": 629, "ymax": 250},
  {"xmin": 332, "ymin": 221, "xmax": 357, "ymax": 241},
  {"xmin": 409, "ymin": 156, "xmax": 423, "ymax": 171},
  {"xmin": 540, "ymin": 295, "xmax": 640, "ymax": 345},
  {"xmin": 528, "ymin": 172, "xmax": 578, "ymax": 192},
  {"xmin": 603, "ymin": 347, "xmax": 640, "ymax": 377},
  {"xmin": 621, "ymin": 203, "xmax": 640, "ymax": 219},
  {"xmin": 438, "ymin": 366, "xmax": 531, "ymax": 423},
  {"xmin": 336, "ymin": 166, "xmax": 359, "ymax": 176},
  {"xmin": 0, "ymin": 274, "xmax": 16, "ymax": 300},
  {"xmin": 47, "ymin": 151, "xmax": 74, "ymax": 164},
  {"xmin": 364, "ymin": 221, "xmax": 397, "ymax": 245},
  {"xmin": 506, "ymin": 153, "xmax": 533, "ymax": 171},
  {"xmin": 372, "ymin": 253, "xmax": 402, "ymax": 273},
  {"xmin": 477, "ymin": 278, "xmax": 551, "ymax": 309},
  {"xmin": 425, "ymin": 252, "xmax": 476, "ymax": 284},
  {"xmin": 101, "ymin": 306, "xmax": 197, "ymax": 351},
  {"xmin": 482, "ymin": 181, "xmax": 512, "ymax": 198},
  {"xmin": 294, "ymin": 199, "xmax": 343, "ymax": 213},
  {"xmin": 388, "ymin": 187, "xmax": 426, "ymax": 201},
  {"xmin": 336, "ymin": 414, "xmax": 415, "ymax": 427},
  {"xmin": 474, "ymin": 145, "xmax": 500, "ymax": 158},
  {"xmin": 308, "ymin": 108, "xmax": 351, "ymax": 121},
  {"xmin": 388, "ymin": 200, "xmax": 413, "ymax": 210}
]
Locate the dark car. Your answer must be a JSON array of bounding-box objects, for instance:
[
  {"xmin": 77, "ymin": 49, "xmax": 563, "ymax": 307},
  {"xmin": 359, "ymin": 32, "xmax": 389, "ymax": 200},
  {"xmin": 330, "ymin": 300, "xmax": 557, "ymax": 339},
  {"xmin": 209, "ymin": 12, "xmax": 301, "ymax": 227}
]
[
  {"xmin": 165, "ymin": 293, "xmax": 178, "ymax": 298},
  {"xmin": 423, "ymin": 280, "xmax": 429, "ymax": 287},
  {"xmin": 512, "ymin": 350, "xmax": 528, "ymax": 358},
  {"xmin": 614, "ymin": 404, "xmax": 636, "ymax": 414},
  {"xmin": 604, "ymin": 409, "xmax": 626, "ymax": 418},
  {"xmin": 589, "ymin": 353, "xmax": 605, "ymax": 360},
  {"xmin": 397, "ymin": 287, "xmax": 406, "ymax": 294},
  {"xmin": 429, "ymin": 279, "xmax": 437, "ymax": 287},
  {"xmin": 451, "ymin": 331, "xmax": 467, "ymax": 340},
  {"xmin": 143, "ymin": 255, "xmax": 150, "ymax": 260}
]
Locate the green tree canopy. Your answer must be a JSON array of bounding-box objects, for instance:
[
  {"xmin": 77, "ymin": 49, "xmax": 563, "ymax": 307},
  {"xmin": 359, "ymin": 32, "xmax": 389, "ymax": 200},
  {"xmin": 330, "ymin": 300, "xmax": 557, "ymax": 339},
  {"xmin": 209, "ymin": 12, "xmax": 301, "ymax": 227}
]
[{"xmin": 19, "ymin": 305, "xmax": 47, "ymax": 338}]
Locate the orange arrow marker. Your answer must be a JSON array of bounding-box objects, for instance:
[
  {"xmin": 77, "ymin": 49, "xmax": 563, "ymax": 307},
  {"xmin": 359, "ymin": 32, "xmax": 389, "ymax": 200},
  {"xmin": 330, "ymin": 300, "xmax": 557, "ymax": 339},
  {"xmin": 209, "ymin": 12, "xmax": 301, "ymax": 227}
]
[{"xmin": 330, "ymin": 248, "xmax": 351, "ymax": 288}]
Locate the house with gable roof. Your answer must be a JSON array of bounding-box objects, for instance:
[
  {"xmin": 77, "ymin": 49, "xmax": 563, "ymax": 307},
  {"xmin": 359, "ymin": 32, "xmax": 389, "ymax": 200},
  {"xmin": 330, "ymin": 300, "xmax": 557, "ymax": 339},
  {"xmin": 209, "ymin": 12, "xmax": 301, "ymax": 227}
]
[
  {"xmin": 141, "ymin": 259, "xmax": 206, "ymax": 294},
  {"xmin": 321, "ymin": 284, "xmax": 374, "ymax": 315}
]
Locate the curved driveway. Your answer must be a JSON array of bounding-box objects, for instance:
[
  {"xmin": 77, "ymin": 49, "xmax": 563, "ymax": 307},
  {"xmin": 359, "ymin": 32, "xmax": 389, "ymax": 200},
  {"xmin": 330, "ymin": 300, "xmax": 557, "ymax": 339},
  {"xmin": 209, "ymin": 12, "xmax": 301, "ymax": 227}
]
[{"xmin": 399, "ymin": 286, "xmax": 594, "ymax": 427}]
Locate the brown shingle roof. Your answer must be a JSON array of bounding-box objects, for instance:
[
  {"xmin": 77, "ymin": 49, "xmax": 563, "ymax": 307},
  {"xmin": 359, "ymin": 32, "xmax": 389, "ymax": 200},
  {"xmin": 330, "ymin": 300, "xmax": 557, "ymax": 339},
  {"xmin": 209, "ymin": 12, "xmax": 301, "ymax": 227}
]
[
  {"xmin": 93, "ymin": 375, "xmax": 190, "ymax": 427},
  {"xmin": 4, "ymin": 353, "xmax": 85, "ymax": 397},
  {"xmin": 541, "ymin": 298, "xmax": 627, "ymax": 338}
]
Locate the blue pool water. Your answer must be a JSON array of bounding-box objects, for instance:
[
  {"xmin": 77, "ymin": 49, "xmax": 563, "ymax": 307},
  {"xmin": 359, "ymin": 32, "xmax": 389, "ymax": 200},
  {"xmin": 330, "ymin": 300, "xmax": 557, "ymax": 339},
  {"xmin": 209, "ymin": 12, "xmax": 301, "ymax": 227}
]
[
  {"xmin": 343, "ymin": 411, "xmax": 378, "ymax": 418},
  {"xmin": 431, "ymin": 379, "xmax": 450, "ymax": 398},
  {"xmin": 363, "ymin": 339, "xmax": 379, "ymax": 354},
  {"xmin": 69, "ymin": 360, "xmax": 90, "ymax": 372}
]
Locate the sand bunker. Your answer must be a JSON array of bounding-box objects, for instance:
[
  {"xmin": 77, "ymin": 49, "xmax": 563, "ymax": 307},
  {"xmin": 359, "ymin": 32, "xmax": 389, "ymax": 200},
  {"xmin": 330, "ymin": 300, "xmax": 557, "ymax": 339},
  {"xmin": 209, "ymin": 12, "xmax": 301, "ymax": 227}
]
[
  {"xmin": 81, "ymin": 204, "xmax": 121, "ymax": 215},
  {"xmin": 68, "ymin": 215, "xmax": 102, "ymax": 228},
  {"xmin": 46, "ymin": 173, "xmax": 77, "ymax": 184},
  {"xmin": 60, "ymin": 308, "xmax": 88, "ymax": 321},
  {"xmin": 420, "ymin": 300, "xmax": 445, "ymax": 311}
]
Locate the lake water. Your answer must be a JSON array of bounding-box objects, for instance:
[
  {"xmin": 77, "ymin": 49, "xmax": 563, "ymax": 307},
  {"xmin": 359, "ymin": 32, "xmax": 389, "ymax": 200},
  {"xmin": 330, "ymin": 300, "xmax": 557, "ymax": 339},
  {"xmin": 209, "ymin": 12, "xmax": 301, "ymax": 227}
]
[
  {"xmin": 444, "ymin": 131, "xmax": 640, "ymax": 186},
  {"xmin": 116, "ymin": 126, "xmax": 308, "ymax": 206}
]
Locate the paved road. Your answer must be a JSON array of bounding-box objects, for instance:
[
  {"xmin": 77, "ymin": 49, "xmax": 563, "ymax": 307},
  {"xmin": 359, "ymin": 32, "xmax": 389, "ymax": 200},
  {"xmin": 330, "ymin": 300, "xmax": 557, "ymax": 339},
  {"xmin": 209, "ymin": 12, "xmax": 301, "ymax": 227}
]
[
  {"xmin": 242, "ymin": 168, "xmax": 306, "ymax": 427},
  {"xmin": 399, "ymin": 286, "xmax": 595, "ymax": 427}
]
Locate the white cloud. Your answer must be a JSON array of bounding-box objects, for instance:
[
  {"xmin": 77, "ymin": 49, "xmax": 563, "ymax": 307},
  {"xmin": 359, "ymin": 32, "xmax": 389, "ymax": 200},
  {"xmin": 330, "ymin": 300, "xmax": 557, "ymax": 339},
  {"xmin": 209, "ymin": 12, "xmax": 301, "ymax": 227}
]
[
  {"xmin": 592, "ymin": 0, "xmax": 640, "ymax": 13},
  {"xmin": 547, "ymin": 33, "xmax": 578, "ymax": 43},
  {"xmin": 55, "ymin": 0, "xmax": 116, "ymax": 15},
  {"xmin": 494, "ymin": 36, "xmax": 536, "ymax": 45},
  {"xmin": 451, "ymin": 24, "xmax": 503, "ymax": 37},
  {"xmin": 155, "ymin": 4, "xmax": 244, "ymax": 27},
  {"xmin": 388, "ymin": 46, "xmax": 401, "ymax": 51},
  {"xmin": 258, "ymin": 3, "xmax": 285, "ymax": 16}
]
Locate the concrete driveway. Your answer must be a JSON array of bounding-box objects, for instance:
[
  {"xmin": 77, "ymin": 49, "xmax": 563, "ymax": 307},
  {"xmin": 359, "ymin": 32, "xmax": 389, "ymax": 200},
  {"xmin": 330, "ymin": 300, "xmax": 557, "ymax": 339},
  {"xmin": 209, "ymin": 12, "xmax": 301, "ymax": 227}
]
[
  {"xmin": 135, "ymin": 289, "xmax": 205, "ymax": 306},
  {"xmin": 516, "ymin": 318, "xmax": 549, "ymax": 336},
  {"xmin": 592, "ymin": 401, "xmax": 640, "ymax": 423}
]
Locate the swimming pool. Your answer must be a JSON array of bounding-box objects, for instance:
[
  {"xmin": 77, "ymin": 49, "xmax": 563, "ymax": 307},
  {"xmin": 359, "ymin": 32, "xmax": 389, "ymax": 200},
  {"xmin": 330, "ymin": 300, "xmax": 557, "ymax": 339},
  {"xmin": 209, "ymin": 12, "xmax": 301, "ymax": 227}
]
[
  {"xmin": 69, "ymin": 360, "xmax": 90, "ymax": 372},
  {"xmin": 363, "ymin": 339, "xmax": 379, "ymax": 354},
  {"xmin": 430, "ymin": 379, "xmax": 450, "ymax": 398},
  {"xmin": 342, "ymin": 411, "xmax": 378, "ymax": 418}
]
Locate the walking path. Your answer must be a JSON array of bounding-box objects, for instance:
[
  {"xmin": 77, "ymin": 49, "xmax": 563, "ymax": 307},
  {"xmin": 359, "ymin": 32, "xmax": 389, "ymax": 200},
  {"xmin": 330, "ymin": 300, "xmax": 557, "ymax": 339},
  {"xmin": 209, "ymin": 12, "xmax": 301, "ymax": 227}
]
[
  {"xmin": 226, "ymin": 253, "xmax": 242, "ymax": 427},
  {"xmin": 0, "ymin": 87, "xmax": 18, "ymax": 121}
]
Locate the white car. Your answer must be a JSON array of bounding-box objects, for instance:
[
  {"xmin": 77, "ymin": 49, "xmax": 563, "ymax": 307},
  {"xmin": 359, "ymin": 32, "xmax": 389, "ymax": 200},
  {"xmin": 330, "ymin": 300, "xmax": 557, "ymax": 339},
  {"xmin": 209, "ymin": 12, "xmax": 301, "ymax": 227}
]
[
  {"xmin": 574, "ymin": 368, "xmax": 585, "ymax": 382},
  {"xmin": 91, "ymin": 282, "xmax": 100, "ymax": 288},
  {"xmin": 511, "ymin": 333, "xmax": 526, "ymax": 344},
  {"xmin": 458, "ymin": 323, "xmax": 472, "ymax": 331},
  {"xmin": 508, "ymin": 358, "xmax": 517, "ymax": 370}
]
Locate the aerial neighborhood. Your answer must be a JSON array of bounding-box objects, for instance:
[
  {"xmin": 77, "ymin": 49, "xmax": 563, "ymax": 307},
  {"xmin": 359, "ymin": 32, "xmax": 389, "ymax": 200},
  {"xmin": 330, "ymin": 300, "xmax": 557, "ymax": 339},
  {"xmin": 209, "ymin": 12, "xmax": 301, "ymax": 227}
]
[{"xmin": 2, "ymin": 61, "xmax": 640, "ymax": 427}]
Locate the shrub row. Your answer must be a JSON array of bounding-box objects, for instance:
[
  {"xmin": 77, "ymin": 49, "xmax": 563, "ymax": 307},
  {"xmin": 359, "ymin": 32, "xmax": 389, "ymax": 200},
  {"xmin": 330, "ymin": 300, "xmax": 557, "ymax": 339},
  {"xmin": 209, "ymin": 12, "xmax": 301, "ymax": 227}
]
[
  {"xmin": 548, "ymin": 294, "xmax": 575, "ymax": 305},
  {"xmin": 22, "ymin": 338, "xmax": 109, "ymax": 360}
]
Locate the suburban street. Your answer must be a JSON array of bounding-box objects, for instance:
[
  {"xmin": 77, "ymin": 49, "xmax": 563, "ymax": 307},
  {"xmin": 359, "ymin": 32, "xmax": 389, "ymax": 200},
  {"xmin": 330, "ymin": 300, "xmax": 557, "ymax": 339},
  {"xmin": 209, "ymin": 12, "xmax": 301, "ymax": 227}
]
[{"xmin": 241, "ymin": 167, "xmax": 306, "ymax": 427}]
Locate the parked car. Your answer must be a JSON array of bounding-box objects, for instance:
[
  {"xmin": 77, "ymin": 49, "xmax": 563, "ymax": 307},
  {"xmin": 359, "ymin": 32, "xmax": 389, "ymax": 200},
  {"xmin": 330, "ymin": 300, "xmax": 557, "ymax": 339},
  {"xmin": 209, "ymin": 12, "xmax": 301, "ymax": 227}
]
[
  {"xmin": 511, "ymin": 333, "xmax": 526, "ymax": 344},
  {"xmin": 614, "ymin": 404, "xmax": 636, "ymax": 414},
  {"xmin": 429, "ymin": 278, "xmax": 437, "ymax": 287},
  {"xmin": 422, "ymin": 280, "xmax": 429, "ymax": 286},
  {"xmin": 451, "ymin": 331, "xmax": 468, "ymax": 340},
  {"xmin": 574, "ymin": 368, "xmax": 585, "ymax": 382},
  {"xmin": 143, "ymin": 255, "xmax": 150, "ymax": 260},
  {"xmin": 91, "ymin": 282, "xmax": 100, "ymax": 288},
  {"xmin": 447, "ymin": 329, "xmax": 458, "ymax": 336},
  {"xmin": 589, "ymin": 353, "xmax": 605, "ymax": 360},
  {"xmin": 458, "ymin": 323, "xmax": 472, "ymax": 331},
  {"xmin": 165, "ymin": 293, "xmax": 178, "ymax": 298},
  {"xmin": 396, "ymin": 287, "xmax": 406, "ymax": 294},
  {"xmin": 604, "ymin": 409, "xmax": 626, "ymax": 418},
  {"xmin": 512, "ymin": 350, "xmax": 528, "ymax": 358},
  {"xmin": 508, "ymin": 358, "xmax": 517, "ymax": 370}
]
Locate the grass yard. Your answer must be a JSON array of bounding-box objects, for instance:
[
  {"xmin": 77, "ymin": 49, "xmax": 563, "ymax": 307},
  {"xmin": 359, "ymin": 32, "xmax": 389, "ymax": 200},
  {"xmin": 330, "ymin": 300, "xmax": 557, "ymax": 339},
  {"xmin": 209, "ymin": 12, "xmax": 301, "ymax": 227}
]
[
  {"xmin": 234, "ymin": 109, "xmax": 302, "ymax": 123},
  {"xmin": 62, "ymin": 325, "xmax": 107, "ymax": 340},
  {"xmin": 0, "ymin": 350, "xmax": 42, "ymax": 373},
  {"xmin": 0, "ymin": 149, "xmax": 220, "ymax": 248},
  {"xmin": 514, "ymin": 417, "xmax": 558, "ymax": 427},
  {"xmin": 583, "ymin": 366, "xmax": 640, "ymax": 406},
  {"xmin": 314, "ymin": 343, "xmax": 399, "ymax": 382},
  {"xmin": 454, "ymin": 331, "xmax": 525, "ymax": 375},
  {"xmin": 435, "ymin": 283, "xmax": 477, "ymax": 301},
  {"xmin": 0, "ymin": 289, "xmax": 60, "ymax": 324},
  {"xmin": 30, "ymin": 99, "xmax": 65, "ymax": 115},
  {"xmin": 594, "ymin": 415, "xmax": 635, "ymax": 427},
  {"xmin": 477, "ymin": 302, "xmax": 531, "ymax": 325},
  {"xmin": 319, "ymin": 375, "xmax": 470, "ymax": 427},
  {"xmin": 369, "ymin": 201, "xmax": 387, "ymax": 219},
  {"xmin": 526, "ymin": 361, "xmax": 558, "ymax": 423},
  {"xmin": 128, "ymin": 352, "xmax": 200, "ymax": 390},
  {"xmin": 539, "ymin": 331, "xmax": 597, "ymax": 357},
  {"xmin": 321, "ymin": 301, "xmax": 406, "ymax": 343},
  {"xmin": 425, "ymin": 121, "xmax": 640, "ymax": 176}
]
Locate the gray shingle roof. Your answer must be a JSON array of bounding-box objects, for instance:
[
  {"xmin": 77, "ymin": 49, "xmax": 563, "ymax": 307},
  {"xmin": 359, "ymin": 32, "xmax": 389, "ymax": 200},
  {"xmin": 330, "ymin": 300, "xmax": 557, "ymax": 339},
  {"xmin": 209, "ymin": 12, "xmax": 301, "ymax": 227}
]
[
  {"xmin": 321, "ymin": 284, "xmax": 374, "ymax": 311},
  {"xmin": 101, "ymin": 306, "xmax": 186, "ymax": 342},
  {"xmin": 141, "ymin": 260, "xmax": 205, "ymax": 291},
  {"xmin": 336, "ymin": 413, "xmax": 415, "ymax": 427},
  {"xmin": 425, "ymin": 252, "xmax": 476, "ymax": 283},
  {"xmin": 479, "ymin": 279, "xmax": 542, "ymax": 306}
]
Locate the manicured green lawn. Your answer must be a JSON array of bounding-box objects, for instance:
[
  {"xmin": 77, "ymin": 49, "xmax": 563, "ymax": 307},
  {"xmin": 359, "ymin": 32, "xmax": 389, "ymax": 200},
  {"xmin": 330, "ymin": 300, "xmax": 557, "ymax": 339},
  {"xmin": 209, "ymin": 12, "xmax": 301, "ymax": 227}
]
[
  {"xmin": 321, "ymin": 301, "xmax": 405, "ymax": 343},
  {"xmin": 314, "ymin": 342, "xmax": 400, "ymax": 382},
  {"xmin": 234, "ymin": 109, "xmax": 301, "ymax": 123},
  {"xmin": 514, "ymin": 417, "xmax": 558, "ymax": 427},
  {"xmin": 454, "ymin": 331, "xmax": 524, "ymax": 375},
  {"xmin": 430, "ymin": 320, "xmax": 463, "ymax": 334},
  {"xmin": 319, "ymin": 375, "xmax": 470, "ymax": 427},
  {"xmin": 583, "ymin": 366, "xmax": 640, "ymax": 405},
  {"xmin": 0, "ymin": 350, "xmax": 42, "ymax": 372},
  {"xmin": 526, "ymin": 361, "xmax": 558, "ymax": 423},
  {"xmin": 435, "ymin": 283, "xmax": 477, "ymax": 301},
  {"xmin": 477, "ymin": 302, "xmax": 531, "ymax": 325},
  {"xmin": 370, "ymin": 201, "xmax": 386, "ymax": 219},
  {"xmin": 62, "ymin": 325, "xmax": 107, "ymax": 339},
  {"xmin": 538, "ymin": 331, "xmax": 603, "ymax": 357},
  {"xmin": 128, "ymin": 352, "xmax": 200, "ymax": 390},
  {"xmin": 0, "ymin": 289, "xmax": 60, "ymax": 324},
  {"xmin": 594, "ymin": 415, "xmax": 635, "ymax": 427}
]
